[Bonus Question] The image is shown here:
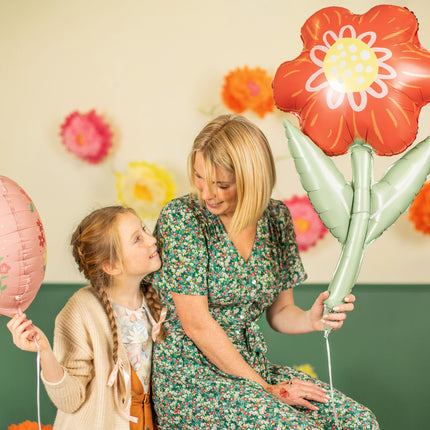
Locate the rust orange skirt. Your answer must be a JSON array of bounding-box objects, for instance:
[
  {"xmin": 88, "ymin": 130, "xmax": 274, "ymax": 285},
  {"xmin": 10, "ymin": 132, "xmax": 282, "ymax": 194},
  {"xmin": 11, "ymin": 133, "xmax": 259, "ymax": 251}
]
[{"xmin": 130, "ymin": 366, "xmax": 158, "ymax": 430}]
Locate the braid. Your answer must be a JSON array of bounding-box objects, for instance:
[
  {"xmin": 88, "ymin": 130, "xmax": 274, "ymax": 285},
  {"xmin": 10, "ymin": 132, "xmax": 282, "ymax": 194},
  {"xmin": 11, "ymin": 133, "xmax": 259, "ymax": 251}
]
[
  {"xmin": 93, "ymin": 279, "xmax": 120, "ymax": 363},
  {"xmin": 140, "ymin": 280, "xmax": 166, "ymax": 341}
]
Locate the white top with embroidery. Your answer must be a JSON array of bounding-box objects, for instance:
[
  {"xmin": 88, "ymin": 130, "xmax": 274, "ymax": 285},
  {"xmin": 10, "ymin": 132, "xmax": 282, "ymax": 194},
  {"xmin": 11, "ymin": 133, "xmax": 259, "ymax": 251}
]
[{"xmin": 111, "ymin": 297, "xmax": 153, "ymax": 393}]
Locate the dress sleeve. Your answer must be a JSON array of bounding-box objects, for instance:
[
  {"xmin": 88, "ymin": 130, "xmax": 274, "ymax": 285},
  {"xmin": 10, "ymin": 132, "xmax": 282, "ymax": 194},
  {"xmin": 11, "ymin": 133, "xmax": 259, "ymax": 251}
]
[
  {"xmin": 273, "ymin": 201, "xmax": 307, "ymax": 290},
  {"xmin": 154, "ymin": 198, "xmax": 209, "ymax": 295}
]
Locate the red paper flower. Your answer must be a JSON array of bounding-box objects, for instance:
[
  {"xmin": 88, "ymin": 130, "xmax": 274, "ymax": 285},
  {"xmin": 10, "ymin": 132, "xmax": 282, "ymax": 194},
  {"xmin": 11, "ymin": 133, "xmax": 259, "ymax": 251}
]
[
  {"xmin": 408, "ymin": 182, "xmax": 430, "ymax": 235},
  {"xmin": 222, "ymin": 66, "xmax": 274, "ymax": 118},
  {"xmin": 60, "ymin": 110, "xmax": 113, "ymax": 164},
  {"xmin": 273, "ymin": 5, "xmax": 430, "ymax": 156},
  {"xmin": 283, "ymin": 195, "xmax": 328, "ymax": 251},
  {"xmin": 8, "ymin": 421, "xmax": 52, "ymax": 430}
]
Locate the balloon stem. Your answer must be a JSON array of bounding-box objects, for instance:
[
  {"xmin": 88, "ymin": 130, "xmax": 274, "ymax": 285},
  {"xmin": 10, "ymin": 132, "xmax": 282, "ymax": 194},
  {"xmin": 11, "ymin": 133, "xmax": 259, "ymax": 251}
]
[
  {"xmin": 324, "ymin": 141, "xmax": 373, "ymax": 311},
  {"xmin": 325, "ymin": 330, "xmax": 341, "ymax": 430}
]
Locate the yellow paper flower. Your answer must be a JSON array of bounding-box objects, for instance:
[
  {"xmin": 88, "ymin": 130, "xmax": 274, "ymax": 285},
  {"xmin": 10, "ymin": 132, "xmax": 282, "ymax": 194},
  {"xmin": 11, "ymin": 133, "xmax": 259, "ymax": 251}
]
[
  {"xmin": 294, "ymin": 364, "xmax": 318, "ymax": 378},
  {"xmin": 115, "ymin": 161, "xmax": 176, "ymax": 218}
]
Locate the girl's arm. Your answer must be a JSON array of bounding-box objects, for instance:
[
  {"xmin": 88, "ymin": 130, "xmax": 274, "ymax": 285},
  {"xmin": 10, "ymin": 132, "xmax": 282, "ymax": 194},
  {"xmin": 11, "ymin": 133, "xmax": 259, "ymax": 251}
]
[
  {"xmin": 172, "ymin": 292, "xmax": 328, "ymax": 410},
  {"xmin": 266, "ymin": 289, "xmax": 355, "ymax": 334},
  {"xmin": 7, "ymin": 313, "xmax": 64, "ymax": 383}
]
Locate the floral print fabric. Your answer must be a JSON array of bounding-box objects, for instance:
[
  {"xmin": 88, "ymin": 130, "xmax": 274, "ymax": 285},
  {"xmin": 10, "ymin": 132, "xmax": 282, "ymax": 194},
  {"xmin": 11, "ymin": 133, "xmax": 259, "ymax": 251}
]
[
  {"xmin": 151, "ymin": 195, "xmax": 379, "ymax": 429},
  {"xmin": 112, "ymin": 297, "xmax": 153, "ymax": 393}
]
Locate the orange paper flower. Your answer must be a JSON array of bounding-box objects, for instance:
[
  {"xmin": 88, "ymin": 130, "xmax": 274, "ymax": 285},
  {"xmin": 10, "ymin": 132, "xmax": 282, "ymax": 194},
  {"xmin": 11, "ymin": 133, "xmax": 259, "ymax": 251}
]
[
  {"xmin": 8, "ymin": 421, "xmax": 52, "ymax": 430},
  {"xmin": 408, "ymin": 182, "xmax": 430, "ymax": 235},
  {"xmin": 222, "ymin": 66, "xmax": 274, "ymax": 118}
]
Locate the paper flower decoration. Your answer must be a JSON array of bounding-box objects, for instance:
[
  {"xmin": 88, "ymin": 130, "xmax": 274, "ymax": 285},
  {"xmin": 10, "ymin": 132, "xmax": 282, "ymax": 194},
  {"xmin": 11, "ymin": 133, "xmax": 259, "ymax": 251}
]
[
  {"xmin": 115, "ymin": 161, "xmax": 176, "ymax": 218},
  {"xmin": 60, "ymin": 110, "xmax": 113, "ymax": 164},
  {"xmin": 408, "ymin": 182, "xmax": 430, "ymax": 235},
  {"xmin": 293, "ymin": 364, "xmax": 318, "ymax": 378},
  {"xmin": 283, "ymin": 195, "xmax": 328, "ymax": 251},
  {"xmin": 222, "ymin": 66, "xmax": 274, "ymax": 118},
  {"xmin": 8, "ymin": 421, "xmax": 52, "ymax": 430},
  {"xmin": 273, "ymin": 5, "xmax": 430, "ymax": 156}
]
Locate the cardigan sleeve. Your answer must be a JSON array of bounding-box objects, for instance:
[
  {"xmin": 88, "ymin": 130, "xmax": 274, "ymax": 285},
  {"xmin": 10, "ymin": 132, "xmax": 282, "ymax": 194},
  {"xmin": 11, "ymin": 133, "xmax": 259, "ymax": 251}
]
[{"xmin": 42, "ymin": 289, "xmax": 97, "ymax": 413}]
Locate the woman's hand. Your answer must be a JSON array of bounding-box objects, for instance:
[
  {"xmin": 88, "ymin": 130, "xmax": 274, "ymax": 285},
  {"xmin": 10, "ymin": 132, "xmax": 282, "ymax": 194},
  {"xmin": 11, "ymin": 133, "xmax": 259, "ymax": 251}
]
[
  {"xmin": 265, "ymin": 379, "xmax": 329, "ymax": 411},
  {"xmin": 309, "ymin": 291, "xmax": 355, "ymax": 332},
  {"xmin": 7, "ymin": 313, "xmax": 51, "ymax": 352}
]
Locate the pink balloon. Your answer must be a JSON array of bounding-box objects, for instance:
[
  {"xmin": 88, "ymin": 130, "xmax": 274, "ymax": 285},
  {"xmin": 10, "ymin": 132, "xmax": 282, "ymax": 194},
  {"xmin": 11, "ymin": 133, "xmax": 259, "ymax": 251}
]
[{"xmin": 0, "ymin": 175, "xmax": 47, "ymax": 317}]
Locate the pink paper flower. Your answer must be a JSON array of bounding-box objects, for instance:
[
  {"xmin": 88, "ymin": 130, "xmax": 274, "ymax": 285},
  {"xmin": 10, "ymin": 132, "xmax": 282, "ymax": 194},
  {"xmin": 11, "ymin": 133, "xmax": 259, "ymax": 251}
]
[
  {"xmin": 283, "ymin": 195, "xmax": 328, "ymax": 251},
  {"xmin": 60, "ymin": 110, "xmax": 113, "ymax": 164}
]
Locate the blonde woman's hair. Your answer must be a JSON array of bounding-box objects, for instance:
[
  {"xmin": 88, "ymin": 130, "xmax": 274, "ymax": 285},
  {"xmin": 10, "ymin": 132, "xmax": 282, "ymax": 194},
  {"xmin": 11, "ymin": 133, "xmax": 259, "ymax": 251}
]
[
  {"xmin": 70, "ymin": 206, "xmax": 166, "ymax": 369},
  {"xmin": 188, "ymin": 114, "xmax": 276, "ymax": 233}
]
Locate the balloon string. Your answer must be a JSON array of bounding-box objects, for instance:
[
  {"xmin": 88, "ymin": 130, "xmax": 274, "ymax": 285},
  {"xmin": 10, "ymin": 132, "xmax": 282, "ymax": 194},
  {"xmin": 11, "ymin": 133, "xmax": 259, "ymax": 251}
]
[
  {"xmin": 34, "ymin": 336, "xmax": 42, "ymax": 430},
  {"xmin": 324, "ymin": 330, "xmax": 341, "ymax": 430}
]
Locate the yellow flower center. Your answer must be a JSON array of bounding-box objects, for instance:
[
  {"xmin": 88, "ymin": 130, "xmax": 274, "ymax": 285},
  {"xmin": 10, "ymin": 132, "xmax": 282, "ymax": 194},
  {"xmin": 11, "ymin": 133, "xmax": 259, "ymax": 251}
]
[
  {"xmin": 295, "ymin": 218, "xmax": 310, "ymax": 233},
  {"xmin": 134, "ymin": 184, "xmax": 153, "ymax": 202},
  {"xmin": 323, "ymin": 37, "xmax": 379, "ymax": 93},
  {"xmin": 77, "ymin": 134, "xmax": 85, "ymax": 146}
]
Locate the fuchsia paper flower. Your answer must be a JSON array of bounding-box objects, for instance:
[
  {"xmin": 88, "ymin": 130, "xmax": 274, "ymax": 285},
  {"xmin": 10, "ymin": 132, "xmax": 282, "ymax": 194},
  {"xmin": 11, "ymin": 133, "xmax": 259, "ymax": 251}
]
[
  {"xmin": 60, "ymin": 110, "xmax": 113, "ymax": 163},
  {"xmin": 273, "ymin": 5, "xmax": 430, "ymax": 156},
  {"xmin": 283, "ymin": 195, "xmax": 328, "ymax": 251}
]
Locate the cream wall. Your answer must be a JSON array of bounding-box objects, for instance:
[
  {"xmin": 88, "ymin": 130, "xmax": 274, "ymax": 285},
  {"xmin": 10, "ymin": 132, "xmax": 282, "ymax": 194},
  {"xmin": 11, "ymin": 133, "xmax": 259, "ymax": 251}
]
[{"xmin": 1, "ymin": 0, "xmax": 429, "ymax": 284}]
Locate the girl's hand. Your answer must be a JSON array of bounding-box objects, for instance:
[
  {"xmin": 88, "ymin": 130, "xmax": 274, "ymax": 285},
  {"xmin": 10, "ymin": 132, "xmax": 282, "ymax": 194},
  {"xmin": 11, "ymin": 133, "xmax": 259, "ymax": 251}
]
[
  {"xmin": 309, "ymin": 291, "xmax": 355, "ymax": 331},
  {"xmin": 7, "ymin": 313, "xmax": 51, "ymax": 352},
  {"xmin": 265, "ymin": 379, "xmax": 329, "ymax": 411}
]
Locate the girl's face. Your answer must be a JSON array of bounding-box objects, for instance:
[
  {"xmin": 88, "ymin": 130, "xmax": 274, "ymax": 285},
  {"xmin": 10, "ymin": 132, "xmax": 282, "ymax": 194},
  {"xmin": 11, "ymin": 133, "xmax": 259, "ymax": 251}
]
[
  {"xmin": 194, "ymin": 151, "xmax": 238, "ymax": 220},
  {"xmin": 116, "ymin": 212, "xmax": 161, "ymax": 279}
]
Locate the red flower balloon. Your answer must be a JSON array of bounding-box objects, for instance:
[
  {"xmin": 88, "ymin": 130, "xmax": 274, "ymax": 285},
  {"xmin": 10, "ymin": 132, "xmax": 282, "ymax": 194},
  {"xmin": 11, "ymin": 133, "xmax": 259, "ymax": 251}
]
[{"xmin": 273, "ymin": 5, "xmax": 430, "ymax": 156}]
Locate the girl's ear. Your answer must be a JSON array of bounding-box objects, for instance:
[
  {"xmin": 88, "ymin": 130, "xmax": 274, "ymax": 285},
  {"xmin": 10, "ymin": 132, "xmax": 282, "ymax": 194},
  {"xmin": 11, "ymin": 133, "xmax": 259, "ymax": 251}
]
[{"xmin": 102, "ymin": 260, "xmax": 121, "ymax": 276}]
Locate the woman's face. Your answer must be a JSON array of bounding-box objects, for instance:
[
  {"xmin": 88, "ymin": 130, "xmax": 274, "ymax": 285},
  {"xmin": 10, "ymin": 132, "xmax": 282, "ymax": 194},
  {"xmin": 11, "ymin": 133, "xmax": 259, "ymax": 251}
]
[{"xmin": 194, "ymin": 151, "xmax": 238, "ymax": 220}]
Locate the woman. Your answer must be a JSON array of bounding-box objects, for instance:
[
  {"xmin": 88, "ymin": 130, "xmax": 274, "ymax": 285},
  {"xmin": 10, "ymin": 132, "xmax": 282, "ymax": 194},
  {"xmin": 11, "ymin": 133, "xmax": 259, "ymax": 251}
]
[{"xmin": 151, "ymin": 115, "xmax": 379, "ymax": 429}]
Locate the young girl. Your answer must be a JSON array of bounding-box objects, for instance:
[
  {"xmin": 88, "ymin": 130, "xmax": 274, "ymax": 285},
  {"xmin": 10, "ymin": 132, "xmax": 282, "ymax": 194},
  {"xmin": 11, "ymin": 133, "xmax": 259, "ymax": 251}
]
[{"xmin": 7, "ymin": 206, "xmax": 166, "ymax": 430}]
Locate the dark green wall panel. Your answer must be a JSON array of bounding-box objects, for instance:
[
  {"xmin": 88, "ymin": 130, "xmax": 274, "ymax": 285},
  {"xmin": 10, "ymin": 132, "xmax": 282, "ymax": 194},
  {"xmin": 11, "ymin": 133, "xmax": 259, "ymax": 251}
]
[{"xmin": 1, "ymin": 283, "xmax": 429, "ymax": 429}]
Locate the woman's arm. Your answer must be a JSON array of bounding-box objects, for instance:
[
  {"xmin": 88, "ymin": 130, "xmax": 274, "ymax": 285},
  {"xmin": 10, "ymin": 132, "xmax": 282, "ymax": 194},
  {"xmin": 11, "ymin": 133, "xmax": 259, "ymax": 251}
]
[
  {"xmin": 266, "ymin": 289, "xmax": 355, "ymax": 334},
  {"xmin": 173, "ymin": 291, "xmax": 329, "ymax": 410},
  {"xmin": 172, "ymin": 292, "xmax": 268, "ymax": 387},
  {"xmin": 7, "ymin": 313, "xmax": 64, "ymax": 383}
]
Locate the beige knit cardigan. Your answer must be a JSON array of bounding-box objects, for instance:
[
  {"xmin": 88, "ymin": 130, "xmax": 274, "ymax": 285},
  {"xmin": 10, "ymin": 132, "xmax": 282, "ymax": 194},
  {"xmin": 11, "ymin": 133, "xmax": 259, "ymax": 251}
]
[{"xmin": 42, "ymin": 286, "xmax": 132, "ymax": 430}]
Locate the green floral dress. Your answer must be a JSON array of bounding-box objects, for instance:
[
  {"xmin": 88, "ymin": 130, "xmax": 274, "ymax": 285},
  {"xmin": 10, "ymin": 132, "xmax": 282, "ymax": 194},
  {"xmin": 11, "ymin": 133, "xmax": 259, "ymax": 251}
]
[{"xmin": 152, "ymin": 195, "xmax": 378, "ymax": 429}]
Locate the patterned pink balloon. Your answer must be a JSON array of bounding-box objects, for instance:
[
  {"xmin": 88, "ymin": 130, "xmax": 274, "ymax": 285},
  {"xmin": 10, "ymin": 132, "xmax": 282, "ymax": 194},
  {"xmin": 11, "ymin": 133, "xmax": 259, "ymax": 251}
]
[{"xmin": 0, "ymin": 176, "xmax": 47, "ymax": 317}]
